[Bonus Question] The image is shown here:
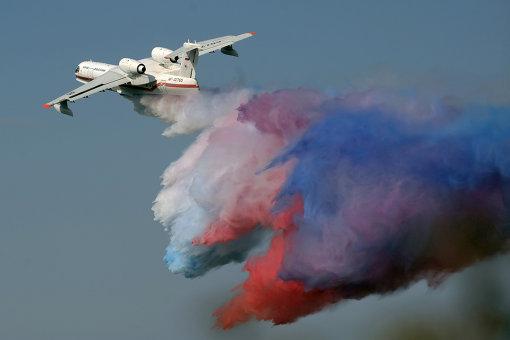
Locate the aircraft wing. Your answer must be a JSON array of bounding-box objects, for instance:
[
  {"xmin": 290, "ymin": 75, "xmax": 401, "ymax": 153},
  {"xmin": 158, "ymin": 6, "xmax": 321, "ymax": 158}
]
[
  {"xmin": 197, "ymin": 32, "xmax": 255, "ymax": 56},
  {"xmin": 165, "ymin": 32, "xmax": 255, "ymax": 61},
  {"xmin": 43, "ymin": 69, "xmax": 130, "ymax": 116}
]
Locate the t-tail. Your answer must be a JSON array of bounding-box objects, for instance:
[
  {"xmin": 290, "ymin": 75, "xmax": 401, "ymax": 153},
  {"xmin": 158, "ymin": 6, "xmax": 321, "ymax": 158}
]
[{"xmin": 178, "ymin": 43, "xmax": 200, "ymax": 79}]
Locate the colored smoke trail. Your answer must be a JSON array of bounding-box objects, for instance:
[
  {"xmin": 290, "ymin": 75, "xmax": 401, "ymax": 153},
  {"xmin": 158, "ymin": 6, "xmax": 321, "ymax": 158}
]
[{"xmin": 131, "ymin": 88, "xmax": 510, "ymax": 328}]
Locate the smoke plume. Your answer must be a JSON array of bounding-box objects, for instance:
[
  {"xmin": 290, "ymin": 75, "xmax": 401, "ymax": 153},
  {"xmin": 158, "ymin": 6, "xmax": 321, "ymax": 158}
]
[{"xmin": 129, "ymin": 88, "xmax": 510, "ymax": 328}]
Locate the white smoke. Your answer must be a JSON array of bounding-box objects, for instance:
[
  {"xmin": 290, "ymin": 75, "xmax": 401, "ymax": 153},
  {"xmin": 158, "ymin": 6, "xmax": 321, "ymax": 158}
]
[
  {"xmin": 127, "ymin": 88, "xmax": 275, "ymax": 276},
  {"xmin": 129, "ymin": 88, "xmax": 253, "ymax": 137}
]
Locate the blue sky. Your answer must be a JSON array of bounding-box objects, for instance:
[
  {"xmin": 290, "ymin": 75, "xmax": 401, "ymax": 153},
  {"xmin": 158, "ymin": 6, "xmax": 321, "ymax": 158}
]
[{"xmin": 0, "ymin": 1, "xmax": 509, "ymax": 339}]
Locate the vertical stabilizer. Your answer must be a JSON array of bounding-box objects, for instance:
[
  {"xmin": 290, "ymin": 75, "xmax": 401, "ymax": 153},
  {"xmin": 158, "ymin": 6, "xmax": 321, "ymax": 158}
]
[{"xmin": 179, "ymin": 47, "xmax": 199, "ymax": 79}]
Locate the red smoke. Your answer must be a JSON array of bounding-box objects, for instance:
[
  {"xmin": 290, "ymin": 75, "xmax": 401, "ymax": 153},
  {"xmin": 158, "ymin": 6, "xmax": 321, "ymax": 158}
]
[
  {"xmin": 215, "ymin": 234, "xmax": 343, "ymax": 328},
  {"xmin": 214, "ymin": 196, "xmax": 345, "ymax": 328}
]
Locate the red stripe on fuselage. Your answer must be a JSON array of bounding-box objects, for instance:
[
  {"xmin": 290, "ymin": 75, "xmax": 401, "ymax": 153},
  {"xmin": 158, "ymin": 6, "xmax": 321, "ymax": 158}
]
[
  {"xmin": 75, "ymin": 75, "xmax": 199, "ymax": 91},
  {"xmin": 76, "ymin": 75, "xmax": 93, "ymax": 82},
  {"xmin": 158, "ymin": 83, "xmax": 199, "ymax": 88}
]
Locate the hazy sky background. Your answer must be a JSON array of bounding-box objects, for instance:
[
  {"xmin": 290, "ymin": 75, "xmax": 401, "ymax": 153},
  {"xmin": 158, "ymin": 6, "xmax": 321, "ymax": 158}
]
[{"xmin": 1, "ymin": 1, "xmax": 509, "ymax": 339}]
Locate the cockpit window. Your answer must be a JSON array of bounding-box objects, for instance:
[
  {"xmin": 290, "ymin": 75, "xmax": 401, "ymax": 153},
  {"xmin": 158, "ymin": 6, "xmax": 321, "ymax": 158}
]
[{"xmin": 75, "ymin": 66, "xmax": 80, "ymax": 73}]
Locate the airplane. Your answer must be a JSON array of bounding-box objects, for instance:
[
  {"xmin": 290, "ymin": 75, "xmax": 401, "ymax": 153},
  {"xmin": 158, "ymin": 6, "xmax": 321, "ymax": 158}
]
[{"xmin": 43, "ymin": 32, "xmax": 255, "ymax": 116}]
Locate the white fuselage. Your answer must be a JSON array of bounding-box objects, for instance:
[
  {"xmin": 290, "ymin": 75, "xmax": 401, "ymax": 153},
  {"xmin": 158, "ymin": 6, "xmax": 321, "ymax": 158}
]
[{"xmin": 75, "ymin": 59, "xmax": 199, "ymax": 96}]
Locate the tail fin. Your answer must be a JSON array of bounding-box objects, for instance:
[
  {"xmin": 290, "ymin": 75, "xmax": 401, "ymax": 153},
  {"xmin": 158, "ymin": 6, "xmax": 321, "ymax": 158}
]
[{"xmin": 178, "ymin": 47, "xmax": 199, "ymax": 79}]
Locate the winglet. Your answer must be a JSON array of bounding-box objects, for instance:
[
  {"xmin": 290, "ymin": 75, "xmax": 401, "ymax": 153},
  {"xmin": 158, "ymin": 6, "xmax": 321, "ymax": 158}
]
[
  {"xmin": 249, "ymin": 32, "xmax": 256, "ymax": 36},
  {"xmin": 42, "ymin": 103, "xmax": 52, "ymax": 109}
]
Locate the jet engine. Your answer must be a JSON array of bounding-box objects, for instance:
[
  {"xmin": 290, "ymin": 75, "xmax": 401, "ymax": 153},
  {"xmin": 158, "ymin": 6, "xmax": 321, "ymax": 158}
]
[
  {"xmin": 151, "ymin": 47, "xmax": 173, "ymax": 64},
  {"xmin": 119, "ymin": 58, "xmax": 146, "ymax": 75}
]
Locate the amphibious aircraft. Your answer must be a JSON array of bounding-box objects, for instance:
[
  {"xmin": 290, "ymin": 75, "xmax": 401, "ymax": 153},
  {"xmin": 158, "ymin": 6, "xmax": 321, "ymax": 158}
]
[{"xmin": 43, "ymin": 32, "xmax": 255, "ymax": 116}]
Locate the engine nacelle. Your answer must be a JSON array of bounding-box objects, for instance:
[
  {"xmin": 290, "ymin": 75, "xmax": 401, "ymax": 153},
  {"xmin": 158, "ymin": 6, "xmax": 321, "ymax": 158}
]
[
  {"xmin": 119, "ymin": 58, "xmax": 146, "ymax": 75},
  {"xmin": 151, "ymin": 47, "xmax": 173, "ymax": 63}
]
